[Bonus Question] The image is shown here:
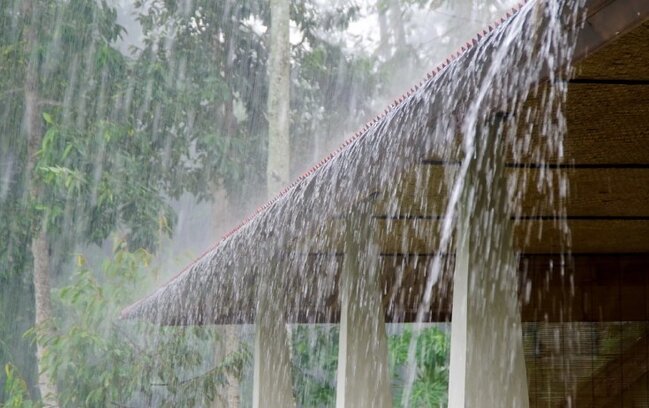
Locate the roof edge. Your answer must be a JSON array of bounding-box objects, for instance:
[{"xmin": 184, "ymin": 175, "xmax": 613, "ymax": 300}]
[{"xmin": 120, "ymin": 0, "xmax": 532, "ymax": 320}]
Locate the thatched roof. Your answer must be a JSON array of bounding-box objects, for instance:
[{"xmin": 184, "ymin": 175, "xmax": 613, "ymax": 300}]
[{"xmin": 121, "ymin": 0, "xmax": 649, "ymax": 325}]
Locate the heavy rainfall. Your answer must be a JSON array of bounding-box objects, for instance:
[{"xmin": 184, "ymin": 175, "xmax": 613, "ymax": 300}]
[{"xmin": 2, "ymin": 0, "xmax": 647, "ymax": 407}]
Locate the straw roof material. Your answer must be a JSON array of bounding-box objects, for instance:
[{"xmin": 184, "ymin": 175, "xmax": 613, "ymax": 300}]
[{"xmin": 121, "ymin": 0, "xmax": 649, "ymax": 325}]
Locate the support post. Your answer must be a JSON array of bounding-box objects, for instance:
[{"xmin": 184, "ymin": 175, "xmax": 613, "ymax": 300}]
[
  {"xmin": 336, "ymin": 213, "xmax": 393, "ymax": 408},
  {"xmin": 448, "ymin": 117, "xmax": 529, "ymax": 407},
  {"xmin": 252, "ymin": 258, "xmax": 295, "ymax": 408}
]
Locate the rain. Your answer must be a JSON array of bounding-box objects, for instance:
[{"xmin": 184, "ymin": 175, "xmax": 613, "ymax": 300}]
[{"xmin": 2, "ymin": 0, "xmax": 649, "ymax": 407}]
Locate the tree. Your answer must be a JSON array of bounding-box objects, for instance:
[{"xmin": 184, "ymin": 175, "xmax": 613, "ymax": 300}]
[
  {"xmin": 1, "ymin": 364, "xmax": 38, "ymax": 408},
  {"xmin": 22, "ymin": 0, "xmax": 58, "ymax": 403},
  {"xmin": 389, "ymin": 327, "xmax": 450, "ymax": 407},
  {"xmin": 291, "ymin": 325, "xmax": 339, "ymax": 407},
  {"xmin": 128, "ymin": 2, "xmax": 381, "ymax": 401},
  {"xmin": 1, "ymin": 0, "xmax": 205, "ymax": 402},
  {"xmin": 267, "ymin": 0, "xmax": 291, "ymax": 196},
  {"xmin": 0, "ymin": 1, "xmax": 131, "ymax": 404},
  {"xmin": 132, "ymin": 0, "xmax": 272, "ymax": 217},
  {"xmin": 30, "ymin": 243, "xmax": 250, "ymax": 407},
  {"xmin": 131, "ymin": 0, "xmax": 379, "ymax": 210}
]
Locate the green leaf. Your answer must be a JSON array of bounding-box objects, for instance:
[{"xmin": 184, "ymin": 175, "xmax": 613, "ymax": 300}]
[
  {"xmin": 42, "ymin": 112, "xmax": 54, "ymax": 124},
  {"xmin": 62, "ymin": 143, "xmax": 74, "ymax": 159}
]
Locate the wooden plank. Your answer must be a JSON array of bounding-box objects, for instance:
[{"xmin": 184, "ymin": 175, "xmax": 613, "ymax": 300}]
[
  {"xmin": 520, "ymin": 219, "xmax": 649, "ymax": 253},
  {"xmin": 373, "ymin": 165, "xmax": 450, "ymax": 218},
  {"xmin": 575, "ymin": 21, "xmax": 649, "ymax": 80},
  {"xmin": 419, "ymin": 13, "xmax": 649, "ymax": 166},
  {"xmin": 509, "ymin": 82, "xmax": 649, "ymax": 165},
  {"xmin": 520, "ymin": 168, "xmax": 649, "ymax": 218},
  {"xmin": 326, "ymin": 218, "xmax": 649, "ymax": 254},
  {"xmin": 381, "ymin": 254, "xmax": 649, "ymax": 323},
  {"xmin": 388, "ymin": 165, "xmax": 649, "ymax": 218}
]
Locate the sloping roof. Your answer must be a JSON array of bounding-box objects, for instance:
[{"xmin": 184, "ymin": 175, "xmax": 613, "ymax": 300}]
[{"xmin": 121, "ymin": 0, "xmax": 649, "ymax": 325}]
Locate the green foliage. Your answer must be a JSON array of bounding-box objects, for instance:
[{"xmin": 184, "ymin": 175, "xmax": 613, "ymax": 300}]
[
  {"xmin": 132, "ymin": 0, "xmax": 382, "ymax": 203},
  {"xmin": 132, "ymin": 0, "xmax": 273, "ymax": 205},
  {"xmin": 1, "ymin": 364, "xmax": 39, "ymax": 408},
  {"xmin": 34, "ymin": 114, "xmax": 176, "ymax": 250},
  {"xmin": 0, "ymin": 0, "xmax": 206, "ymax": 394},
  {"xmin": 0, "ymin": 274, "xmax": 37, "ymax": 402},
  {"xmin": 290, "ymin": 325, "xmax": 450, "ymax": 407},
  {"xmin": 389, "ymin": 327, "xmax": 450, "ymax": 407},
  {"xmin": 27, "ymin": 244, "xmax": 250, "ymax": 407},
  {"xmin": 292, "ymin": 325, "xmax": 339, "ymax": 407}
]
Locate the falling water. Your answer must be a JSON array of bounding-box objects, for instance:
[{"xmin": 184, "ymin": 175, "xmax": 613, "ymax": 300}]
[
  {"xmin": 0, "ymin": 0, "xmax": 611, "ymax": 405},
  {"xmin": 120, "ymin": 0, "xmax": 590, "ymax": 406},
  {"xmin": 400, "ymin": 1, "xmax": 586, "ymax": 404}
]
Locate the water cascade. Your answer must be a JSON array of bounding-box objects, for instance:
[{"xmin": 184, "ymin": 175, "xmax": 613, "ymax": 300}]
[{"xmin": 120, "ymin": 0, "xmax": 649, "ymax": 406}]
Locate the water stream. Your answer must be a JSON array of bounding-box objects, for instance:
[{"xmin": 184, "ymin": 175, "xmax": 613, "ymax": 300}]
[{"xmin": 123, "ymin": 0, "xmax": 588, "ymax": 406}]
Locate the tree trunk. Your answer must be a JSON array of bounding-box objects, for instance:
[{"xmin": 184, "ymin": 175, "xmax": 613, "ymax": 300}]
[
  {"xmin": 255, "ymin": 1, "xmax": 294, "ymax": 406},
  {"xmin": 377, "ymin": 4, "xmax": 390, "ymax": 59},
  {"xmin": 266, "ymin": 0, "xmax": 291, "ymax": 196},
  {"xmin": 31, "ymin": 228, "xmax": 57, "ymax": 407},
  {"xmin": 23, "ymin": 1, "xmax": 59, "ymax": 406},
  {"xmin": 389, "ymin": 0, "xmax": 406, "ymax": 52},
  {"xmin": 224, "ymin": 326, "xmax": 240, "ymax": 407},
  {"xmin": 209, "ymin": 325, "xmax": 240, "ymax": 408}
]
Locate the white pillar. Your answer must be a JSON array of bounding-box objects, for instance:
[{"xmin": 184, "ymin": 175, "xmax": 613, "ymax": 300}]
[
  {"xmin": 336, "ymin": 216, "xmax": 393, "ymax": 408},
  {"xmin": 448, "ymin": 118, "xmax": 529, "ymax": 407},
  {"xmin": 253, "ymin": 260, "xmax": 295, "ymax": 408}
]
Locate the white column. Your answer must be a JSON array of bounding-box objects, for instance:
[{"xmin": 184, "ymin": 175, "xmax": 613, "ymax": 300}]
[
  {"xmin": 336, "ymin": 216, "xmax": 393, "ymax": 408},
  {"xmin": 448, "ymin": 118, "xmax": 529, "ymax": 408},
  {"xmin": 253, "ymin": 259, "xmax": 295, "ymax": 408}
]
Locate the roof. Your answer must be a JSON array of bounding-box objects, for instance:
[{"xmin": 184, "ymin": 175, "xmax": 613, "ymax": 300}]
[{"xmin": 121, "ymin": 0, "xmax": 649, "ymax": 325}]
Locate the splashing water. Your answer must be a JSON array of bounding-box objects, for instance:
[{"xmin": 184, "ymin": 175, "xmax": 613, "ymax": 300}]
[
  {"xmin": 119, "ymin": 0, "xmax": 591, "ymax": 405},
  {"xmin": 399, "ymin": 1, "xmax": 585, "ymax": 404}
]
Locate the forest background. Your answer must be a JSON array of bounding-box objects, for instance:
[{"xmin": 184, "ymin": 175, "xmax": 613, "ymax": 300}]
[{"xmin": 0, "ymin": 0, "xmax": 514, "ymax": 406}]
